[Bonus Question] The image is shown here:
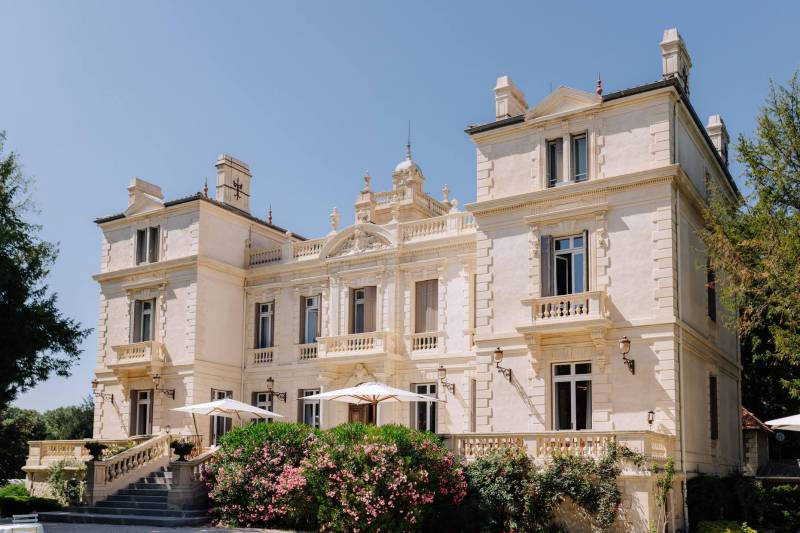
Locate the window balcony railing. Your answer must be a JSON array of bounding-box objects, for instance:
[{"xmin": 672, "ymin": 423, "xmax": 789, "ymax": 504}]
[
  {"xmin": 249, "ymin": 347, "xmax": 274, "ymax": 366},
  {"xmin": 407, "ymin": 331, "xmax": 443, "ymax": 354},
  {"xmin": 398, "ymin": 212, "xmax": 475, "ymax": 243},
  {"xmin": 440, "ymin": 430, "xmax": 674, "ymax": 465},
  {"xmin": 519, "ymin": 291, "xmax": 610, "ymax": 334},
  {"xmin": 109, "ymin": 341, "xmax": 164, "ymax": 371},
  {"xmin": 297, "ymin": 343, "xmax": 318, "ymax": 360},
  {"xmin": 317, "ymin": 331, "xmax": 392, "ymax": 359}
]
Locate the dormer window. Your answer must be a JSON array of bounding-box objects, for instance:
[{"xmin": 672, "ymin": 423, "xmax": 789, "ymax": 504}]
[
  {"xmin": 136, "ymin": 226, "xmax": 160, "ymax": 264},
  {"xmin": 572, "ymin": 133, "xmax": 588, "ymax": 182},
  {"xmin": 547, "ymin": 133, "xmax": 588, "ymax": 187}
]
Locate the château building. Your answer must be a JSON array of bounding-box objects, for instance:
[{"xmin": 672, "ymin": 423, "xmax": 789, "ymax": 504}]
[{"xmin": 27, "ymin": 28, "xmax": 741, "ymax": 531}]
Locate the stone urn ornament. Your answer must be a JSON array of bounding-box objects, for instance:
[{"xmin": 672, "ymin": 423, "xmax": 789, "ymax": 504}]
[
  {"xmin": 170, "ymin": 440, "xmax": 195, "ymax": 462},
  {"xmin": 84, "ymin": 441, "xmax": 108, "ymax": 461}
]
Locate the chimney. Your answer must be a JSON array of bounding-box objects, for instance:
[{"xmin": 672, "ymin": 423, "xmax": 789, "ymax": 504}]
[
  {"xmin": 659, "ymin": 28, "xmax": 692, "ymax": 95},
  {"xmin": 705, "ymin": 115, "xmax": 730, "ymax": 166},
  {"xmin": 494, "ymin": 76, "xmax": 527, "ymax": 120},
  {"xmin": 215, "ymin": 154, "xmax": 252, "ymax": 213},
  {"xmin": 127, "ymin": 177, "xmax": 163, "ymax": 210}
]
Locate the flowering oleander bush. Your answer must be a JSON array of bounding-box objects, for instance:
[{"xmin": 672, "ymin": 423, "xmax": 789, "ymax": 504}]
[
  {"xmin": 202, "ymin": 422, "xmax": 319, "ymax": 529},
  {"xmin": 305, "ymin": 424, "xmax": 466, "ymax": 532}
]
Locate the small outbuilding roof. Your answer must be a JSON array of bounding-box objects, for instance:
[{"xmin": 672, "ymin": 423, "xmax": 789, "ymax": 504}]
[{"xmin": 742, "ymin": 406, "xmax": 774, "ymax": 433}]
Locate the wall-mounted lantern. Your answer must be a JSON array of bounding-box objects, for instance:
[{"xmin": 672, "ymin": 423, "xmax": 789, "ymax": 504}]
[
  {"xmin": 618, "ymin": 336, "xmax": 635, "ymax": 375},
  {"xmin": 150, "ymin": 373, "xmax": 175, "ymax": 399},
  {"xmin": 494, "ymin": 347, "xmax": 512, "ymax": 380},
  {"xmin": 437, "ymin": 365, "xmax": 456, "ymax": 394},
  {"xmin": 266, "ymin": 377, "xmax": 287, "ymax": 402},
  {"xmin": 647, "ymin": 410, "xmax": 655, "ymax": 426},
  {"xmin": 91, "ymin": 379, "xmax": 114, "ymax": 403}
]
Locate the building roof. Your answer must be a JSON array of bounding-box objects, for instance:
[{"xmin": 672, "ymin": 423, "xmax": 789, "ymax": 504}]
[
  {"xmin": 464, "ymin": 77, "xmax": 740, "ymax": 198},
  {"xmin": 742, "ymin": 406, "xmax": 774, "ymax": 433},
  {"xmin": 94, "ymin": 192, "xmax": 306, "ymax": 240}
]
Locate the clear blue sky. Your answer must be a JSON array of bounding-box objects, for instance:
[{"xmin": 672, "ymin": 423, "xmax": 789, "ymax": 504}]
[{"xmin": 3, "ymin": 0, "xmax": 798, "ymax": 411}]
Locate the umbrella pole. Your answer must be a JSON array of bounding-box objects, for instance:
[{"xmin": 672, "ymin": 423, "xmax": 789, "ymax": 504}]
[
  {"xmin": 372, "ymin": 401, "xmax": 378, "ymax": 426},
  {"xmin": 192, "ymin": 413, "xmax": 199, "ymax": 438}
]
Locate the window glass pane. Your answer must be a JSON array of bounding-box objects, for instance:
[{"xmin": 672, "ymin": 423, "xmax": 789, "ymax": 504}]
[
  {"xmin": 354, "ymin": 304, "xmax": 365, "ymax": 333},
  {"xmin": 141, "ymin": 313, "xmax": 151, "ymax": 342},
  {"xmin": 555, "ymin": 238, "xmax": 571, "ymax": 251},
  {"xmin": 556, "ymin": 381, "xmax": 572, "ymax": 430},
  {"xmin": 554, "ymin": 364, "xmax": 572, "ymax": 376},
  {"xmin": 573, "ymin": 252, "xmax": 584, "ymax": 294},
  {"xmin": 306, "ymin": 309, "xmax": 318, "ymax": 343},
  {"xmin": 555, "ymin": 255, "xmax": 571, "ymax": 295},
  {"xmin": 575, "ymin": 363, "xmax": 592, "ymax": 375},
  {"xmin": 573, "ymin": 135, "xmax": 587, "ymax": 181},
  {"xmin": 575, "ymin": 380, "xmax": 592, "ymax": 430},
  {"xmin": 573, "ymin": 236, "xmax": 583, "ymax": 248}
]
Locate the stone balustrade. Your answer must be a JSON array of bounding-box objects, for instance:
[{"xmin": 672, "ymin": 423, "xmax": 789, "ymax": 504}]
[
  {"xmin": 249, "ymin": 247, "xmax": 282, "ymax": 266},
  {"xmin": 298, "ymin": 343, "xmax": 318, "ymax": 360},
  {"xmin": 249, "ymin": 347, "xmax": 274, "ymax": 366},
  {"xmin": 441, "ymin": 430, "xmax": 674, "ymax": 465},
  {"xmin": 318, "ymin": 331, "xmax": 390, "ymax": 359},
  {"xmin": 519, "ymin": 291, "xmax": 610, "ymax": 334},
  {"xmin": 292, "ymin": 239, "xmax": 324, "ymax": 259},
  {"xmin": 408, "ymin": 331, "xmax": 443, "ymax": 353},
  {"xmin": 399, "ymin": 212, "xmax": 475, "ymax": 242},
  {"xmin": 109, "ymin": 341, "xmax": 163, "ymax": 370}
]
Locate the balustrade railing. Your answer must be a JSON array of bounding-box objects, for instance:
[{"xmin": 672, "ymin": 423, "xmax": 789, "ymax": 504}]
[
  {"xmin": 293, "ymin": 239, "xmax": 323, "ymax": 259},
  {"xmin": 110, "ymin": 341, "xmax": 163, "ymax": 368},
  {"xmin": 249, "ymin": 247, "xmax": 282, "ymax": 266},
  {"xmin": 298, "ymin": 343, "xmax": 318, "ymax": 360},
  {"xmin": 399, "ymin": 212, "xmax": 475, "ymax": 242},
  {"xmin": 318, "ymin": 331, "xmax": 389, "ymax": 357},
  {"xmin": 408, "ymin": 331, "xmax": 441, "ymax": 352},
  {"xmin": 25, "ymin": 437, "xmax": 150, "ymax": 469},
  {"xmin": 524, "ymin": 291, "xmax": 608, "ymax": 324},
  {"xmin": 251, "ymin": 347, "xmax": 274, "ymax": 366}
]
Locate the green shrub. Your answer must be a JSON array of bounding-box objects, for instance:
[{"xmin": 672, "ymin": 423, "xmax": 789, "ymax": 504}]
[
  {"xmin": 762, "ymin": 483, "xmax": 800, "ymax": 532},
  {"xmin": 46, "ymin": 459, "xmax": 86, "ymax": 505},
  {"xmin": 696, "ymin": 521, "xmax": 757, "ymax": 533},
  {"xmin": 0, "ymin": 495, "xmax": 61, "ymax": 517},
  {"xmin": 0, "ymin": 484, "xmax": 29, "ymax": 498}
]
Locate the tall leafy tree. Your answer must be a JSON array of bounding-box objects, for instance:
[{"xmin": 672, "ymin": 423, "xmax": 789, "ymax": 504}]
[
  {"xmin": 0, "ymin": 407, "xmax": 47, "ymax": 481},
  {"xmin": 0, "ymin": 132, "xmax": 89, "ymax": 413},
  {"xmin": 702, "ymin": 72, "xmax": 800, "ymax": 405},
  {"xmin": 42, "ymin": 395, "xmax": 94, "ymax": 440}
]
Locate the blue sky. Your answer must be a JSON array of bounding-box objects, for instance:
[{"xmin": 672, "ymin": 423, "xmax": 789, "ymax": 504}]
[{"xmin": 3, "ymin": 0, "xmax": 798, "ymax": 411}]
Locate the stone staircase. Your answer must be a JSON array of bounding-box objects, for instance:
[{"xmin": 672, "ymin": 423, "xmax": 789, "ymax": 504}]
[{"xmin": 40, "ymin": 466, "xmax": 210, "ymax": 526}]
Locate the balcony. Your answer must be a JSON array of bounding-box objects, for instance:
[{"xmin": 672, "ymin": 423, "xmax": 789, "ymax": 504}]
[
  {"xmin": 440, "ymin": 430, "xmax": 674, "ymax": 466},
  {"xmin": 297, "ymin": 343, "xmax": 318, "ymax": 360},
  {"xmin": 108, "ymin": 341, "xmax": 164, "ymax": 376},
  {"xmin": 398, "ymin": 212, "xmax": 475, "ymax": 244},
  {"xmin": 248, "ymin": 347, "xmax": 274, "ymax": 367},
  {"xmin": 317, "ymin": 331, "xmax": 394, "ymax": 361},
  {"xmin": 518, "ymin": 291, "xmax": 611, "ymax": 335},
  {"xmin": 406, "ymin": 331, "xmax": 444, "ymax": 356}
]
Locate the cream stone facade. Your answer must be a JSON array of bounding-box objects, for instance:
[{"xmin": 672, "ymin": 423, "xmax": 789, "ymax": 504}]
[{"xmin": 28, "ymin": 27, "xmax": 741, "ymax": 531}]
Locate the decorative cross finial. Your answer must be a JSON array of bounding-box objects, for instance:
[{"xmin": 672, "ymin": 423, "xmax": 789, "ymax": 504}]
[
  {"xmin": 406, "ymin": 120, "xmax": 412, "ymax": 160},
  {"xmin": 330, "ymin": 207, "xmax": 340, "ymax": 232},
  {"xmin": 203, "ymin": 179, "xmax": 208, "ymax": 198},
  {"xmin": 596, "ymin": 72, "xmax": 603, "ymax": 96},
  {"xmin": 268, "ymin": 204, "xmax": 273, "ymax": 224},
  {"xmin": 232, "ymin": 178, "xmax": 243, "ymax": 199},
  {"xmin": 442, "ymin": 184, "xmax": 450, "ymax": 203},
  {"xmin": 362, "ymin": 172, "xmax": 372, "ymax": 193}
]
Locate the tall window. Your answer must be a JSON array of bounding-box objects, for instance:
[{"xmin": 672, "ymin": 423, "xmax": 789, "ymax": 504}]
[
  {"xmin": 131, "ymin": 299, "xmax": 155, "ymax": 343},
  {"xmin": 211, "ymin": 389, "xmax": 233, "ymax": 444},
  {"xmin": 552, "ymin": 362, "xmax": 592, "ymax": 431},
  {"xmin": 301, "ymin": 295, "xmax": 320, "ymax": 344},
  {"xmin": 135, "ymin": 226, "xmax": 160, "ymax": 264},
  {"xmin": 709, "ymin": 375, "xmax": 719, "ymax": 440},
  {"xmin": 547, "ymin": 138, "xmax": 563, "ymax": 188},
  {"xmin": 130, "ymin": 389, "xmax": 153, "ymax": 436},
  {"xmin": 351, "ymin": 287, "xmax": 376, "ymax": 334},
  {"xmin": 257, "ymin": 302, "xmax": 274, "ymax": 348},
  {"xmin": 415, "ymin": 280, "xmax": 438, "ymax": 333},
  {"xmin": 706, "ymin": 261, "xmax": 717, "ymax": 322},
  {"xmin": 252, "ymin": 391, "xmax": 274, "ymax": 424},
  {"xmin": 554, "ymin": 235, "xmax": 586, "ymax": 295},
  {"xmin": 299, "ymin": 389, "xmax": 320, "ymax": 428},
  {"xmin": 572, "ymin": 133, "xmax": 588, "ymax": 182},
  {"xmin": 414, "ymin": 383, "xmax": 437, "ymax": 432}
]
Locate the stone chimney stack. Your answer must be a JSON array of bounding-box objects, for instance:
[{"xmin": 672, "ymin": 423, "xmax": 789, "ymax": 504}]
[
  {"xmin": 706, "ymin": 114, "xmax": 730, "ymax": 166},
  {"xmin": 215, "ymin": 154, "xmax": 251, "ymax": 213},
  {"xmin": 494, "ymin": 76, "xmax": 528, "ymax": 120},
  {"xmin": 127, "ymin": 177, "xmax": 163, "ymax": 210},
  {"xmin": 659, "ymin": 28, "xmax": 692, "ymax": 95}
]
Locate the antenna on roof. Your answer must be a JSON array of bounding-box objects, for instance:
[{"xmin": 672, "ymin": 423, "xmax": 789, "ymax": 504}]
[
  {"xmin": 596, "ymin": 72, "xmax": 603, "ymax": 96},
  {"xmin": 406, "ymin": 120, "xmax": 412, "ymax": 160},
  {"xmin": 203, "ymin": 179, "xmax": 208, "ymax": 198},
  {"xmin": 268, "ymin": 204, "xmax": 273, "ymax": 224}
]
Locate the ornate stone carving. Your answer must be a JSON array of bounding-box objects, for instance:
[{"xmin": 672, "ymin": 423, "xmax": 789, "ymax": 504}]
[{"xmin": 330, "ymin": 229, "xmax": 388, "ymax": 257}]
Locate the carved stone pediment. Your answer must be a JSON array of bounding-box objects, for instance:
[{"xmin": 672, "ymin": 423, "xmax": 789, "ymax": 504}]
[
  {"xmin": 323, "ymin": 224, "xmax": 393, "ymax": 259},
  {"xmin": 525, "ymin": 86, "xmax": 600, "ymax": 122}
]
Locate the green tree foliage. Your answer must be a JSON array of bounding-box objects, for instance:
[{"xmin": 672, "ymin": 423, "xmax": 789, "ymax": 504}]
[
  {"xmin": 0, "ymin": 132, "xmax": 89, "ymax": 413},
  {"xmin": 0, "ymin": 407, "xmax": 47, "ymax": 481},
  {"xmin": 702, "ymin": 72, "xmax": 800, "ymax": 402},
  {"xmin": 41, "ymin": 395, "xmax": 94, "ymax": 440}
]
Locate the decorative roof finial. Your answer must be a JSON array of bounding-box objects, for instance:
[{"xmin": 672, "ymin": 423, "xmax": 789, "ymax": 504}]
[
  {"xmin": 330, "ymin": 207, "xmax": 340, "ymax": 232},
  {"xmin": 406, "ymin": 120, "xmax": 412, "ymax": 161},
  {"xmin": 268, "ymin": 204, "xmax": 273, "ymax": 224},
  {"xmin": 442, "ymin": 184, "xmax": 450, "ymax": 203},
  {"xmin": 362, "ymin": 172, "xmax": 372, "ymax": 193},
  {"xmin": 203, "ymin": 179, "xmax": 208, "ymax": 198},
  {"xmin": 596, "ymin": 72, "xmax": 603, "ymax": 96}
]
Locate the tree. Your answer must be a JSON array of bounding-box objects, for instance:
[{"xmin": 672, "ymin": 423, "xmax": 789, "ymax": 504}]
[
  {"xmin": 0, "ymin": 132, "xmax": 89, "ymax": 413},
  {"xmin": 42, "ymin": 395, "xmax": 94, "ymax": 440},
  {"xmin": 0, "ymin": 407, "xmax": 47, "ymax": 481},
  {"xmin": 702, "ymin": 72, "xmax": 800, "ymax": 401}
]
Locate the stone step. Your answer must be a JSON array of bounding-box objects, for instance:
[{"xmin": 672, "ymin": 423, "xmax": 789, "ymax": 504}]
[
  {"xmin": 130, "ymin": 481, "xmax": 173, "ymax": 490},
  {"xmin": 39, "ymin": 511, "xmax": 210, "ymax": 527},
  {"xmin": 72, "ymin": 506, "xmax": 208, "ymax": 518},
  {"xmin": 96, "ymin": 499, "xmax": 169, "ymax": 510},
  {"xmin": 103, "ymin": 493, "xmax": 167, "ymax": 504},
  {"xmin": 117, "ymin": 488, "xmax": 168, "ymax": 497}
]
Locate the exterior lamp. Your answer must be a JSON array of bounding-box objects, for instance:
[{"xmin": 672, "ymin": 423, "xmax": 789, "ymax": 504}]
[
  {"xmin": 647, "ymin": 410, "xmax": 655, "ymax": 426},
  {"xmin": 494, "ymin": 347, "xmax": 512, "ymax": 380},
  {"xmin": 266, "ymin": 377, "xmax": 287, "ymax": 402},
  {"xmin": 150, "ymin": 373, "xmax": 175, "ymax": 400},
  {"xmin": 437, "ymin": 365, "xmax": 455, "ymax": 394},
  {"xmin": 618, "ymin": 336, "xmax": 635, "ymax": 375},
  {"xmin": 91, "ymin": 378, "xmax": 114, "ymax": 403}
]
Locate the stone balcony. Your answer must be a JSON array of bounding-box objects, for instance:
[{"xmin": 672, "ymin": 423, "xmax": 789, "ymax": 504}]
[
  {"xmin": 108, "ymin": 341, "xmax": 164, "ymax": 377},
  {"xmin": 440, "ymin": 430, "xmax": 675, "ymax": 467},
  {"xmin": 247, "ymin": 347, "xmax": 274, "ymax": 367},
  {"xmin": 317, "ymin": 331, "xmax": 396, "ymax": 362},
  {"xmin": 517, "ymin": 291, "xmax": 611, "ymax": 335}
]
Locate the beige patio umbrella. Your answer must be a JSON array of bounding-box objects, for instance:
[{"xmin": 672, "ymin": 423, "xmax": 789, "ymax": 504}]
[
  {"xmin": 172, "ymin": 398, "xmax": 283, "ymax": 435},
  {"xmin": 766, "ymin": 414, "xmax": 800, "ymax": 432},
  {"xmin": 300, "ymin": 381, "xmax": 441, "ymax": 424}
]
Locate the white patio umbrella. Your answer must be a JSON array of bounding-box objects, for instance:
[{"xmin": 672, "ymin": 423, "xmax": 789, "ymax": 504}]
[
  {"xmin": 172, "ymin": 398, "xmax": 283, "ymax": 435},
  {"xmin": 300, "ymin": 381, "xmax": 441, "ymax": 424},
  {"xmin": 766, "ymin": 414, "xmax": 800, "ymax": 432}
]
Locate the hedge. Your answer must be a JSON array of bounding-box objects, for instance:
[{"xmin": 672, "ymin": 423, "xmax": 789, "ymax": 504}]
[{"xmin": 0, "ymin": 495, "xmax": 61, "ymax": 517}]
